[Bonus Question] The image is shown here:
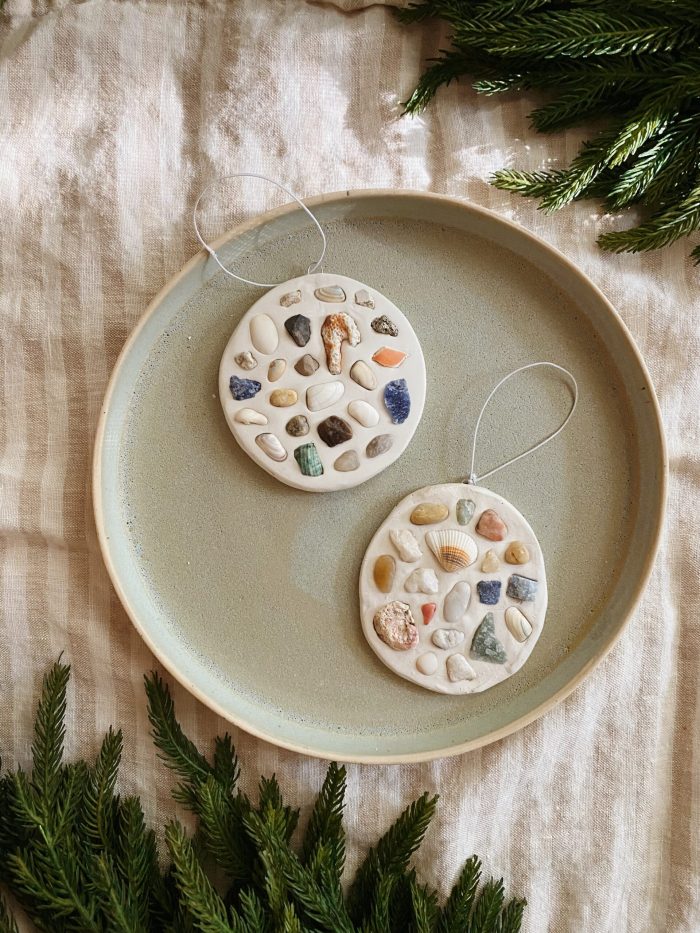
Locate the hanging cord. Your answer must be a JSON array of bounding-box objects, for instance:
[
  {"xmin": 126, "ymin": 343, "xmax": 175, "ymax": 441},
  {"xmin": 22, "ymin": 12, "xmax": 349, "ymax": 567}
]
[
  {"xmin": 192, "ymin": 173, "xmax": 327, "ymax": 288},
  {"xmin": 467, "ymin": 362, "xmax": 578, "ymax": 485}
]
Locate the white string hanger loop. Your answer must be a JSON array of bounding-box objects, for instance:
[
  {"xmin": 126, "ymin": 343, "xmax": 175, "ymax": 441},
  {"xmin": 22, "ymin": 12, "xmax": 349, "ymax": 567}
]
[
  {"xmin": 467, "ymin": 361, "xmax": 578, "ymax": 486},
  {"xmin": 192, "ymin": 173, "xmax": 327, "ymax": 289}
]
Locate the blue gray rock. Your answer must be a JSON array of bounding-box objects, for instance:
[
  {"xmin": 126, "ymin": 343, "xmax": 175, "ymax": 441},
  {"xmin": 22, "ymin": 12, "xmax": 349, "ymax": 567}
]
[
  {"xmin": 456, "ymin": 498, "xmax": 475, "ymax": 525},
  {"xmin": 477, "ymin": 580, "xmax": 501, "ymax": 605},
  {"xmin": 470, "ymin": 613, "xmax": 507, "ymax": 663},
  {"xmin": 230, "ymin": 375, "xmax": 261, "ymax": 400},
  {"xmin": 383, "ymin": 378, "xmax": 411, "ymax": 424},
  {"xmin": 506, "ymin": 574, "xmax": 539, "ymax": 602}
]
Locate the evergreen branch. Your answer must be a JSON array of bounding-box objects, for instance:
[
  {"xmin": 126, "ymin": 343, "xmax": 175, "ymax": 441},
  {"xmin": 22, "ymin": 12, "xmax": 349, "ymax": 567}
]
[
  {"xmin": 300, "ymin": 761, "xmax": 346, "ymax": 881},
  {"xmin": 194, "ymin": 778, "xmax": 253, "ymax": 883},
  {"xmin": 403, "ymin": 51, "xmax": 473, "ymax": 114},
  {"xmin": 439, "ymin": 855, "xmax": 481, "ymax": 932},
  {"xmin": 93, "ymin": 855, "xmax": 143, "ymax": 933},
  {"xmin": 0, "ymin": 897, "xmax": 19, "ymax": 933},
  {"xmin": 212, "ymin": 734, "xmax": 240, "ymax": 795},
  {"xmin": 117, "ymin": 796, "xmax": 161, "ymax": 929},
  {"xmin": 84, "ymin": 727, "xmax": 122, "ymax": 850},
  {"xmin": 468, "ymin": 877, "xmax": 505, "ymax": 933},
  {"xmin": 410, "ymin": 879, "xmax": 440, "ymax": 932},
  {"xmin": 500, "ymin": 897, "xmax": 527, "ymax": 933},
  {"xmin": 598, "ymin": 180, "xmax": 700, "ymax": 252},
  {"xmin": 31, "ymin": 660, "xmax": 70, "ymax": 816}
]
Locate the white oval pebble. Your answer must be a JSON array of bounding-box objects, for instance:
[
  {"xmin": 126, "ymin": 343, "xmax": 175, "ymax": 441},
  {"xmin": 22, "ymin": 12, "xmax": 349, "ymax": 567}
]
[
  {"xmin": 306, "ymin": 380, "xmax": 345, "ymax": 412},
  {"xmin": 389, "ymin": 529, "xmax": 422, "ymax": 562},
  {"xmin": 416, "ymin": 652, "xmax": 438, "ymax": 676},
  {"xmin": 443, "ymin": 581, "xmax": 471, "ymax": 623},
  {"xmin": 347, "ymin": 399, "xmax": 379, "ymax": 427},
  {"xmin": 446, "ymin": 654, "xmax": 476, "ymax": 682},
  {"xmin": 505, "ymin": 606, "xmax": 533, "ymax": 642},
  {"xmin": 432, "ymin": 629, "xmax": 465, "ymax": 649},
  {"xmin": 250, "ymin": 314, "xmax": 278, "ymax": 355},
  {"xmin": 234, "ymin": 408, "xmax": 268, "ymax": 426},
  {"xmin": 404, "ymin": 568, "xmax": 439, "ymax": 594},
  {"xmin": 255, "ymin": 433, "xmax": 287, "ymax": 462}
]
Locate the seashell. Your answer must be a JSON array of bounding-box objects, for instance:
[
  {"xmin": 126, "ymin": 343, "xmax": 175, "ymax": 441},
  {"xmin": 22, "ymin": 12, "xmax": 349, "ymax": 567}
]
[
  {"xmin": 294, "ymin": 353, "xmax": 320, "ymax": 376},
  {"xmin": 389, "ymin": 528, "xmax": 422, "ymax": 562},
  {"xmin": 347, "ymin": 399, "xmax": 379, "ymax": 427},
  {"xmin": 366, "ymin": 434, "xmax": 393, "ymax": 458},
  {"xmin": 354, "ymin": 289, "xmax": 375, "ymax": 309},
  {"xmin": 317, "ymin": 416, "xmax": 353, "ymax": 447},
  {"xmin": 334, "ymin": 450, "xmax": 360, "ymax": 472},
  {"xmin": 350, "ymin": 360, "xmax": 377, "ymax": 390},
  {"xmin": 477, "ymin": 580, "xmax": 501, "ymax": 605},
  {"xmin": 506, "ymin": 574, "xmax": 538, "ymax": 602},
  {"xmin": 279, "ymin": 289, "xmax": 301, "ymax": 307},
  {"xmin": 421, "ymin": 602, "xmax": 437, "ymax": 625},
  {"xmin": 286, "ymin": 415, "xmax": 310, "ymax": 437},
  {"xmin": 410, "ymin": 502, "xmax": 449, "ymax": 525},
  {"xmin": 255, "ymin": 433, "xmax": 287, "ymax": 462},
  {"xmin": 383, "ymin": 379, "xmax": 411, "ymax": 425},
  {"xmin": 443, "ymin": 581, "xmax": 470, "ymax": 623},
  {"xmin": 505, "ymin": 607, "xmax": 533, "ymax": 642},
  {"xmin": 307, "ymin": 380, "xmax": 344, "ymax": 411},
  {"xmin": 426, "ymin": 529, "xmax": 478, "ymax": 572},
  {"xmin": 481, "ymin": 549, "xmax": 500, "ymax": 573},
  {"xmin": 293, "ymin": 442, "xmax": 324, "ymax": 477},
  {"xmin": 234, "ymin": 408, "xmax": 268, "ymax": 426},
  {"xmin": 230, "ymin": 375, "xmax": 261, "ymax": 401},
  {"xmin": 373, "ymin": 600, "xmax": 418, "ymax": 651},
  {"xmin": 432, "ymin": 629, "xmax": 465, "ymax": 650},
  {"xmin": 315, "ymin": 284, "xmax": 346, "ymax": 303},
  {"xmin": 321, "ymin": 313, "xmax": 361, "ymax": 374},
  {"xmin": 268, "ymin": 359, "xmax": 286, "ymax": 382},
  {"xmin": 456, "ymin": 499, "xmax": 475, "ymax": 525},
  {"xmin": 470, "ymin": 613, "xmax": 507, "ymax": 663},
  {"xmin": 270, "ymin": 388, "xmax": 298, "ymax": 408},
  {"xmin": 373, "ymin": 555, "xmax": 396, "ymax": 593},
  {"xmin": 404, "ymin": 568, "xmax": 439, "ymax": 595},
  {"xmin": 447, "ymin": 654, "xmax": 476, "ymax": 682},
  {"xmin": 235, "ymin": 351, "xmax": 257, "ymax": 370},
  {"xmin": 284, "ymin": 314, "xmax": 311, "ymax": 347},
  {"xmin": 249, "ymin": 314, "xmax": 278, "ymax": 355},
  {"xmin": 372, "ymin": 346, "xmax": 407, "ymax": 368},
  {"xmin": 416, "ymin": 652, "xmax": 438, "ymax": 675},
  {"xmin": 371, "ymin": 314, "xmax": 398, "ymax": 337},
  {"xmin": 505, "ymin": 541, "xmax": 530, "ymax": 565},
  {"xmin": 476, "ymin": 509, "xmax": 508, "ymax": 541}
]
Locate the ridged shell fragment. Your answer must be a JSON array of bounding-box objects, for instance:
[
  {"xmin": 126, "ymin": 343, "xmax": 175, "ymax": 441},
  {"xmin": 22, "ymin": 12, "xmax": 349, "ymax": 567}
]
[
  {"xmin": 280, "ymin": 289, "xmax": 301, "ymax": 307},
  {"xmin": 306, "ymin": 381, "xmax": 345, "ymax": 411},
  {"xmin": 426, "ymin": 529, "xmax": 478, "ymax": 572},
  {"xmin": 505, "ymin": 607, "xmax": 533, "ymax": 642},
  {"xmin": 235, "ymin": 351, "xmax": 257, "ymax": 370},
  {"xmin": 234, "ymin": 408, "xmax": 267, "ymax": 426},
  {"xmin": 410, "ymin": 503, "xmax": 449, "ymax": 525},
  {"xmin": 432, "ymin": 629, "xmax": 465, "ymax": 650},
  {"xmin": 373, "ymin": 555, "xmax": 396, "ymax": 593},
  {"xmin": 315, "ymin": 285, "xmax": 346, "ymax": 303},
  {"xmin": 321, "ymin": 313, "xmax": 361, "ymax": 375},
  {"xmin": 249, "ymin": 314, "xmax": 278, "ymax": 355},
  {"xmin": 373, "ymin": 601, "xmax": 418, "ymax": 651},
  {"xmin": 404, "ymin": 568, "xmax": 439, "ymax": 595},
  {"xmin": 446, "ymin": 654, "xmax": 476, "ymax": 682},
  {"xmin": 389, "ymin": 529, "xmax": 422, "ymax": 562},
  {"xmin": 416, "ymin": 652, "xmax": 438, "ymax": 675},
  {"xmin": 354, "ymin": 289, "xmax": 375, "ymax": 308},
  {"xmin": 349, "ymin": 360, "xmax": 377, "ymax": 390},
  {"xmin": 293, "ymin": 442, "xmax": 324, "ymax": 477},
  {"xmin": 347, "ymin": 399, "xmax": 379, "ymax": 427},
  {"xmin": 255, "ymin": 433, "xmax": 287, "ymax": 462},
  {"xmin": 268, "ymin": 359, "xmax": 286, "ymax": 382},
  {"xmin": 270, "ymin": 388, "xmax": 298, "ymax": 408},
  {"xmin": 443, "ymin": 581, "xmax": 470, "ymax": 623}
]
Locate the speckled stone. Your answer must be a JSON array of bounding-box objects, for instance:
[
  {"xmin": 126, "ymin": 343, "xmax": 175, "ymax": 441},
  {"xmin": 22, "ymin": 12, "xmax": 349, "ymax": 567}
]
[
  {"xmin": 505, "ymin": 541, "xmax": 530, "ymax": 564},
  {"xmin": 230, "ymin": 375, "xmax": 261, "ymax": 400},
  {"xmin": 366, "ymin": 434, "xmax": 393, "ymax": 458},
  {"xmin": 284, "ymin": 314, "xmax": 311, "ymax": 347},
  {"xmin": 456, "ymin": 499, "xmax": 475, "ymax": 525},
  {"xmin": 373, "ymin": 601, "xmax": 418, "ymax": 651},
  {"xmin": 235, "ymin": 351, "xmax": 257, "ymax": 370},
  {"xmin": 279, "ymin": 289, "xmax": 301, "ymax": 307},
  {"xmin": 506, "ymin": 574, "xmax": 539, "ymax": 602},
  {"xmin": 383, "ymin": 378, "xmax": 411, "ymax": 424},
  {"xmin": 334, "ymin": 450, "xmax": 360, "ymax": 472},
  {"xmin": 317, "ymin": 416, "xmax": 353, "ymax": 447},
  {"xmin": 470, "ymin": 613, "xmax": 507, "ymax": 663},
  {"xmin": 294, "ymin": 354, "xmax": 320, "ymax": 376},
  {"xmin": 286, "ymin": 415, "xmax": 310, "ymax": 437},
  {"xmin": 373, "ymin": 555, "xmax": 396, "ymax": 593},
  {"xmin": 371, "ymin": 314, "xmax": 399, "ymax": 337},
  {"xmin": 477, "ymin": 580, "xmax": 502, "ymax": 605}
]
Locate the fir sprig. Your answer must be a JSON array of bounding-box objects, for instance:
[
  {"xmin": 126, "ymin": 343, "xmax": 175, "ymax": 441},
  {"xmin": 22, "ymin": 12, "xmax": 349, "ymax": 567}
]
[
  {"xmin": 399, "ymin": 0, "xmax": 700, "ymax": 260},
  {"xmin": 0, "ymin": 661, "xmax": 527, "ymax": 931}
]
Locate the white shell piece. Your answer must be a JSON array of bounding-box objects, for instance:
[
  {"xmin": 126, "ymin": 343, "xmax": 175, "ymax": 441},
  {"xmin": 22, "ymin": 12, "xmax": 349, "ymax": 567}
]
[
  {"xmin": 306, "ymin": 380, "xmax": 345, "ymax": 412},
  {"xmin": 426, "ymin": 529, "xmax": 478, "ymax": 572},
  {"xmin": 249, "ymin": 314, "xmax": 278, "ymax": 355},
  {"xmin": 505, "ymin": 607, "xmax": 533, "ymax": 642},
  {"xmin": 255, "ymin": 433, "xmax": 287, "ymax": 462},
  {"xmin": 404, "ymin": 568, "xmax": 439, "ymax": 594},
  {"xmin": 234, "ymin": 408, "xmax": 268, "ymax": 426},
  {"xmin": 348, "ymin": 399, "xmax": 379, "ymax": 427},
  {"xmin": 389, "ymin": 529, "xmax": 422, "ymax": 562}
]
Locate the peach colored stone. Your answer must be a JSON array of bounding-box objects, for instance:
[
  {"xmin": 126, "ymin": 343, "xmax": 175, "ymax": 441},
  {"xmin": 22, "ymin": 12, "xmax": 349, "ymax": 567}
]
[{"xmin": 476, "ymin": 508, "xmax": 507, "ymax": 541}]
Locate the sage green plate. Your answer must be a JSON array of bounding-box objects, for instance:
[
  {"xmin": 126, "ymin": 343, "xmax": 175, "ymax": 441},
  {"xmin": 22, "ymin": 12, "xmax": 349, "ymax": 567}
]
[{"xmin": 94, "ymin": 191, "xmax": 666, "ymax": 763}]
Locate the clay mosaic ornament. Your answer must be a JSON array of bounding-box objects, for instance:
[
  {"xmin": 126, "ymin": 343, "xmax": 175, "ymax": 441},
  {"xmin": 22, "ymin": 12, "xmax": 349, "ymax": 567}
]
[
  {"xmin": 359, "ymin": 483, "xmax": 548, "ymax": 695},
  {"xmin": 219, "ymin": 273, "xmax": 426, "ymax": 491}
]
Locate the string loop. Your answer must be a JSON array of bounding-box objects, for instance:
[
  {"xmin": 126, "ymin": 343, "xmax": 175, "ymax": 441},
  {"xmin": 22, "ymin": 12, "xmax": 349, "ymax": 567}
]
[
  {"xmin": 467, "ymin": 362, "xmax": 578, "ymax": 486},
  {"xmin": 192, "ymin": 173, "xmax": 327, "ymax": 288}
]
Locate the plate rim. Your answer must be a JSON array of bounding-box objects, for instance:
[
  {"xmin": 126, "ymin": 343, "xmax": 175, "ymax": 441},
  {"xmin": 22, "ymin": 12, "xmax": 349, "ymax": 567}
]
[{"xmin": 93, "ymin": 188, "xmax": 667, "ymax": 763}]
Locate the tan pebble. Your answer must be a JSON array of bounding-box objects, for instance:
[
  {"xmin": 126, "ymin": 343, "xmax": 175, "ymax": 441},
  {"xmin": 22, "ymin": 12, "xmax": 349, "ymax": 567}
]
[
  {"xmin": 373, "ymin": 555, "xmax": 396, "ymax": 593},
  {"xmin": 475, "ymin": 508, "xmax": 508, "ymax": 541},
  {"xmin": 481, "ymin": 548, "xmax": 500, "ymax": 572},
  {"xmin": 268, "ymin": 359, "xmax": 286, "ymax": 382},
  {"xmin": 334, "ymin": 450, "xmax": 360, "ymax": 472},
  {"xmin": 270, "ymin": 388, "xmax": 298, "ymax": 408},
  {"xmin": 416, "ymin": 652, "xmax": 438, "ymax": 675},
  {"xmin": 505, "ymin": 541, "xmax": 530, "ymax": 564},
  {"xmin": 349, "ymin": 360, "xmax": 377, "ymax": 390},
  {"xmin": 410, "ymin": 502, "xmax": 449, "ymax": 525}
]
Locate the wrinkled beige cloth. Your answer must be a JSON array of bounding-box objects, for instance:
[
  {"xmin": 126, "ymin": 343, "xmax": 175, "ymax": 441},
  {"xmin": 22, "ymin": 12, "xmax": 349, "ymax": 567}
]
[{"xmin": 1, "ymin": 1, "xmax": 698, "ymax": 930}]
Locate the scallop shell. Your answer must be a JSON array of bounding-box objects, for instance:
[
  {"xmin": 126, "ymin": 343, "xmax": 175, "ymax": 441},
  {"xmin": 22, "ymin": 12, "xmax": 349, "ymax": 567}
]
[
  {"xmin": 426, "ymin": 529, "xmax": 478, "ymax": 572},
  {"xmin": 314, "ymin": 285, "xmax": 346, "ymax": 302}
]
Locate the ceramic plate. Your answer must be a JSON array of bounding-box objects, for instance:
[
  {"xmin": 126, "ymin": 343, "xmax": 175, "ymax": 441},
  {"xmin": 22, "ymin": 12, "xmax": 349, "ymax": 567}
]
[{"xmin": 94, "ymin": 191, "xmax": 666, "ymax": 763}]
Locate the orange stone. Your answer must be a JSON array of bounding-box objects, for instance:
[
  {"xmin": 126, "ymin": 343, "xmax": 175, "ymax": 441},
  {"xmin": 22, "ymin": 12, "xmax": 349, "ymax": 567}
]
[
  {"xmin": 421, "ymin": 603, "xmax": 437, "ymax": 625},
  {"xmin": 373, "ymin": 554, "xmax": 396, "ymax": 593},
  {"xmin": 475, "ymin": 509, "xmax": 508, "ymax": 541},
  {"xmin": 371, "ymin": 346, "xmax": 407, "ymax": 368}
]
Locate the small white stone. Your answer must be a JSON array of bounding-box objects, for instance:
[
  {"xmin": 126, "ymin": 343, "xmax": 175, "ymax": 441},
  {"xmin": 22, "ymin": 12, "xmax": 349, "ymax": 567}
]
[
  {"xmin": 389, "ymin": 529, "xmax": 422, "ymax": 562},
  {"xmin": 432, "ymin": 629, "xmax": 465, "ymax": 650},
  {"xmin": 250, "ymin": 314, "xmax": 279, "ymax": 355},
  {"xmin": 416, "ymin": 652, "xmax": 438, "ymax": 676},
  {"xmin": 235, "ymin": 351, "xmax": 257, "ymax": 370},
  {"xmin": 347, "ymin": 399, "xmax": 379, "ymax": 427},
  {"xmin": 255, "ymin": 433, "xmax": 287, "ymax": 462},
  {"xmin": 446, "ymin": 654, "xmax": 476, "ymax": 682},
  {"xmin": 234, "ymin": 408, "xmax": 268, "ymax": 426},
  {"xmin": 505, "ymin": 607, "xmax": 533, "ymax": 642},
  {"xmin": 306, "ymin": 380, "xmax": 345, "ymax": 411},
  {"xmin": 443, "ymin": 581, "xmax": 471, "ymax": 623},
  {"xmin": 404, "ymin": 568, "xmax": 439, "ymax": 595}
]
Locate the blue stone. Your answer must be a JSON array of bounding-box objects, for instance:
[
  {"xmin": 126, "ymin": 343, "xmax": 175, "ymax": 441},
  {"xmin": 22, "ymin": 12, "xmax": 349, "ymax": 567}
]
[
  {"xmin": 384, "ymin": 378, "xmax": 411, "ymax": 424},
  {"xmin": 506, "ymin": 574, "xmax": 538, "ymax": 602},
  {"xmin": 470, "ymin": 613, "xmax": 507, "ymax": 664},
  {"xmin": 230, "ymin": 375, "xmax": 261, "ymax": 400},
  {"xmin": 477, "ymin": 580, "xmax": 501, "ymax": 605}
]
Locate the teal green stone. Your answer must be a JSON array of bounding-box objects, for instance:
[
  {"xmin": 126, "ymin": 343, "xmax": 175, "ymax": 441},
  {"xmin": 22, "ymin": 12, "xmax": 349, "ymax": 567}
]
[
  {"xmin": 470, "ymin": 613, "xmax": 507, "ymax": 664},
  {"xmin": 456, "ymin": 498, "xmax": 475, "ymax": 525},
  {"xmin": 294, "ymin": 442, "xmax": 324, "ymax": 477}
]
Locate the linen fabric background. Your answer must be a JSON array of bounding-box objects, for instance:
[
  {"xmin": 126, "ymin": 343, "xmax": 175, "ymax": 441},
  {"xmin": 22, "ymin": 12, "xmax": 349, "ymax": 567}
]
[{"xmin": 1, "ymin": 1, "xmax": 698, "ymax": 929}]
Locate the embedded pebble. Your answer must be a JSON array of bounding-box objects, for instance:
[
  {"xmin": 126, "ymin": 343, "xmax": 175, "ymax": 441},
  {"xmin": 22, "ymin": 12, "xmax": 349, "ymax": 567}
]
[
  {"xmin": 410, "ymin": 502, "xmax": 449, "ymax": 525},
  {"xmin": 447, "ymin": 654, "xmax": 476, "ymax": 682},
  {"xmin": 404, "ymin": 568, "xmax": 439, "ymax": 595},
  {"xmin": 443, "ymin": 581, "xmax": 470, "ymax": 623},
  {"xmin": 366, "ymin": 434, "xmax": 393, "ymax": 458},
  {"xmin": 230, "ymin": 376, "xmax": 261, "ymax": 401},
  {"xmin": 234, "ymin": 408, "xmax": 267, "ymax": 426},
  {"xmin": 371, "ymin": 314, "xmax": 398, "ymax": 337},
  {"xmin": 426, "ymin": 529, "xmax": 478, "ymax": 572},
  {"xmin": 334, "ymin": 450, "xmax": 360, "ymax": 472},
  {"xmin": 280, "ymin": 289, "xmax": 301, "ymax": 307},
  {"xmin": 270, "ymin": 388, "xmax": 298, "ymax": 408},
  {"xmin": 421, "ymin": 603, "xmax": 437, "ymax": 625},
  {"xmin": 456, "ymin": 499, "xmax": 475, "ymax": 525},
  {"xmin": 505, "ymin": 607, "xmax": 533, "ymax": 642},
  {"xmin": 505, "ymin": 541, "xmax": 530, "ymax": 565},
  {"xmin": 321, "ymin": 313, "xmax": 361, "ymax": 375},
  {"xmin": 477, "ymin": 580, "xmax": 502, "ymax": 605},
  {"xmin": 307, "ymin": 381, "xmax": 345, "ymax": 411},
  {"xmin": 373, "ymin": 601, "xmax": 418, "ymax": 651},
  {"xmin": 372, "ymin": 346, "xmax": 407, "ymax": 368},
  {"xmin": 250, "ymin": 314, "xmax": 278, "ymax": 355},
  {"xmin": 389, "ymin": 529, "xmax": 422, "ymax": 562},
  {"xmin": 373, "ymin": 555, "xmax": 396, "ymax": 593},
  {"xmin": 470, "ymin": 613, "xmax": 507, "ymax": 663},
  {"xmin": 347, "ymin": 399, "xmax": 379, "ymax": 428},
  {"xmin": 286, "ymin": 415, "xmax": 310, "ymax": 437},
  {"xmin": 294, "ymin": 354, "xmax": 320, "ymax": 376},
  {"xmin": 284, "ymin": 314, "xmax": 311, "ymax": 347},
  {"xmin": 268, "ymin": 359, "xmax": 286, "ymax": 382},
  {"xmin": 432, "ymin": 628, "xmax": 465, "ymax": 650},
  {"xmin": 416, "ymin": 652, "xmax": 438, "ymax": 676},
  {"xmin": 506, "ymin": 574, "xmax": 538, "ymax": 602},
  {"xmin": 476, "ymin": 509, "xmax": 508, "ymax": 541},
  {"xmin": 317, "ymin": 416, "xmax": 353, "ymax": 447},
  {"xmin": 294, "ymin": 442, "xmax": 323, "ymax": 477},
  {"xmin": 481, "ymin": 549, "xmax": 500, "ymax": 573},
  {"xmin": 354, "ymin": 289, "xmax": 374, "ymax": 309},
  {"xmin": 235, "ymin": 351, "xmax": 257, "ymax": 371},
  {"xmin": 255, "ymin": 433, "xmax": 287, "ymax": 462},
  {"xmin": 349, "ymin": 360, "xmax": 377, "ymax": 390},
  {"xmin": 315, "ymin": 285, "xmax": 346, "ymax": 303},
  {"xmin": 384, "ymin": 378, "xmax": 411, "ymax": 425}
]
